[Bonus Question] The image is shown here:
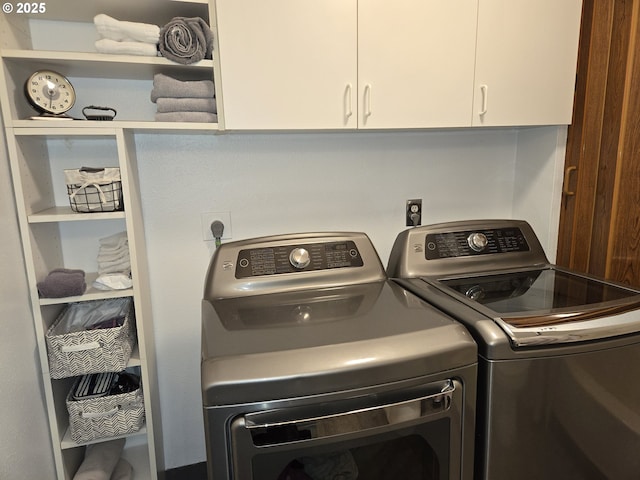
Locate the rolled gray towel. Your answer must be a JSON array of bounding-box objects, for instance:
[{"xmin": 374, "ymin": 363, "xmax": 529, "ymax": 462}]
[
  {"xmin": 156, "ymin": 97, "xmax": 217, "ymax": 113},
  {"xmin": 154, "ymin": 111, "xmax": 218, "ymax": 123},
  {"xmin": 73, "ymin": 438, "xmax": 125, "ymax": 480},
  {"xmin": 150, "ymin": 73, "xmax": 215, "ymax": 102},
  {"xmin": 37, "ymin": 268, "xmax": 86, "ymax": 298},
  {"xmin": 159, "ymin": 17, "xmax": 213, "ymax": 65}
]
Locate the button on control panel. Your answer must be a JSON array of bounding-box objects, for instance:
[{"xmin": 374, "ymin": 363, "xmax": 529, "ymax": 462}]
[
  {"xmin": 236, "ymin": 241, "xmax": 363, "ymax": 278},
  {"xmin": 425, "ymin": 227, "xmax": 529, "ymax": 260}
]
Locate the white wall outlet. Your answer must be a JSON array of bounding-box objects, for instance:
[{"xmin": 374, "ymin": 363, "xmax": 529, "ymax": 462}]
[{"xmin": 201, "ymin": 212, "xmax": 232, "ymax": 241}]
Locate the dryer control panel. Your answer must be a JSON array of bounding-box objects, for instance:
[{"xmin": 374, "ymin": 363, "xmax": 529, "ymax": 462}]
[
  {"xmin": 236, "ymin": 241, "xmax": 363, "ymax": 278},
  {"xmin": 425, "ymin": 227, "xmax": 530, "ymax": 260},
  {"xmin": 205, "ymin": 232, "xmax": 386, "ymax": 299}
]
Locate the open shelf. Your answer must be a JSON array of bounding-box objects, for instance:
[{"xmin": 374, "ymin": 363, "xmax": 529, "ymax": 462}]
[
  {"xmin": 2, "ymin": 50, "xmax": 215, "ymax": 79},
  {"xmin": 38, "ymin": 272, "xmax": 134, "ymax": 306}
]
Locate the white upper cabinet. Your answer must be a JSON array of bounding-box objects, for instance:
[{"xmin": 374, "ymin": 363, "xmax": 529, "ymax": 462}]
[
  {"xmin": 215, "ymin": 0, "xmax": 358, "ymax": 130},
  {"xmin": 214, "ymin": 0, "xmax": 582, "ymax": 130},
  {"xmin": 358, "ymin": 0, "xmax": 478, "ymax": 129},
  {"xmin": 472, "ymin": 0, "xmax": 583, "ymax": 126}
]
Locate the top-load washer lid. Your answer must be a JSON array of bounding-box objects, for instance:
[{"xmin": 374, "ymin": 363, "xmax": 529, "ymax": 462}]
[
  {"xmin": 387, "ymin": 220, "xmax": 640, "ymax": 351},
  {"xmin": 201, "ymin": 232, "xmax": 476, "ymax": 406}
]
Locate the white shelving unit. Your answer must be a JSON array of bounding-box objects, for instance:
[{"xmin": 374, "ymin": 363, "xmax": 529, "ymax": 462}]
[{"xmin": 0, "ymin": 1, "xmax": 222, "ymax": 478}]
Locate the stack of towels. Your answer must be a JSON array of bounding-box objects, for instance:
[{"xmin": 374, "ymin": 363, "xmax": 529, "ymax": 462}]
[
  {"xmin": 94, "ymin": 232, "xmax": 133, "ymax": 291},
  {"xmin": 93, "ymin": 14, "xmax": 214, "ymax": 65},
  {"xmin": 73, "ymin": 438, "xmax": 132, "ymax": 480},
  {"xmin": 151, "ymin": 73, "xmax": 217, "ymax": 123},
  {"xmin": 94, "ymin": 14, "xmax": 160, "ymax": 57}
]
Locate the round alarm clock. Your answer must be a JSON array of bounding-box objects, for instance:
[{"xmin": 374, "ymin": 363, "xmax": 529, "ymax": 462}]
[{"xmin": 24, "ymin": 70, "xmax": 76, "ymax": 118}]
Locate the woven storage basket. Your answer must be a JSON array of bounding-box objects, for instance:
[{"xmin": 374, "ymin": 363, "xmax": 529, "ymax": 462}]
[
  {"xmin": 66, "ymin": 375, "xmax": 145, "ymax": 443},
  {"xmin": 65, "ymin": 167, "xmax": 123, "ymax": 213},
  {"xmin": 46, "ymin": 298, "xmax": 135, "ymax": 379}
]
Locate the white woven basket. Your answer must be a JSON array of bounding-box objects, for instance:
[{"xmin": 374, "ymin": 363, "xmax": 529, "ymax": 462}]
[
  {"xmin": 46, "ymin": 298, "xmax": 135, "ymax": 379},
  {"xmin": 66, "ymin": 378, "xmax": 144, "ymax": 443}
]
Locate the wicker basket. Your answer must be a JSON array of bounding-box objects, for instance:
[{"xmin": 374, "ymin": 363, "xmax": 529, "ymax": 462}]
[
  {"xmin": 46, "ymin": 298, "xmax": 135, "ymax": 379},
  {"xmin": 66, "ymin": 373, "xmax": 145, "ymax": 443}
]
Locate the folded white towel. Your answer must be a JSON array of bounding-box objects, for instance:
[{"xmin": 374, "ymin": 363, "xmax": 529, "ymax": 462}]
[
  {"xmin": 98, "ymin": 253, "xmax": 131, "ymax": 270},
  {"xmin": 98, "ymin": 262, "xmax": 132, "ymax": 275},
  {"xmin": 94, "ymin": 14, "xmax": 160, "ymax": 44},
  {"xmin": 98, "ymin": 245, "xmax": 129, "ymax": 262},
  {"xmin": 156, "ymin": 97, "xmax": 217, "ymax": 113},
  {"xmin": 93, "ymin": 273, "xmax": 133, "ymax": 291},
  {"xmin": 95, "ymin": 38, "xmax": 159, "ymax": 57},
  {"xmin": 155, "ymin": 111, "xmax": 218, "ymax": 123},
  {"xmin": 99, "ymin": 243, "xmax": 129, "ymax": 256},
  {"xmin": 99, "ymin": 232, "xmax": 128, "ymax": 249}
]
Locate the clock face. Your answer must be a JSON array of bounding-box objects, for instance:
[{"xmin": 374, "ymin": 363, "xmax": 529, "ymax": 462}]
[{"xmin": 25, "ymin": 70, "xmax": 76, "ymax": 115}]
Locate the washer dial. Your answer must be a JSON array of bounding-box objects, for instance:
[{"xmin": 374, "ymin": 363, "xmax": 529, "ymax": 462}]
[
  {"xmin": 467, "ymin": 232, "xmax": 488, "ymax": 252},
  {"xmin": 289, "ymin": 248, "xmax": 311, "ymax": 269}
]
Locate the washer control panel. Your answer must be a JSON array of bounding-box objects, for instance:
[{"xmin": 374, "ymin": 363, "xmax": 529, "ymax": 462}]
[
  {"xmin": 425, "ymin": 227, "xmax": 529, "ymax": 260},
  {"xmin": 236, "ymin": 241, "xmax": 363, "ymax": 278}
]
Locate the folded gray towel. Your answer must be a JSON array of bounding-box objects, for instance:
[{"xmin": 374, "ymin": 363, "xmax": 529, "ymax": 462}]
[
  {"xmin": 37, "ymin": 268, "xmax": 86, "ymax": 298},
  {"xmin": 156, "ymin": 97, "xmax": 217, "ymax": 113},
  {"xmin": 159, "ymin": 16, "xmax": 213, "ymax": 65},
  {"xmin": 155, "ymin": 111, "xmax": 218, "ymax": 123},
  {"xmin": 73, "ymin": 438, "xmax": 125, "ymax": 480},
  {"xmin": 151, "ymin": 73, "xmax": 215, "ymax": 102}
]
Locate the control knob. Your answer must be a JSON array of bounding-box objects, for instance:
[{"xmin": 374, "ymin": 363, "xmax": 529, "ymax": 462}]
[
  {"xmin": 289, "ymin": 247, "xmax": 311, "ymax": 269},
  {"xmin": 467, "ymin": 232, "xmax": 488, "ymax": 252}
]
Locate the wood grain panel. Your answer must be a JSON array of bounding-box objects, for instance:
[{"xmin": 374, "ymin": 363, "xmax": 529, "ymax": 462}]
[
  {"xmin": 558, "ymin": 0, "xmax": 615, "ymax": 272},
  {"xmin": 590, "ymin": 0, "xmax": 635, "ymax": 276},
  {"xmin": 607, "ymin": 0, "xmax": 640, "ymax": 285}
]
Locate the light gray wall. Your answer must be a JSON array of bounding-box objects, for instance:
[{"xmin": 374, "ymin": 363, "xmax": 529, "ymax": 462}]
[
  {"xmin": 3, "ymin": 124, "xmax": 565, "ymax": 473},
  {"xmin": 132, "ymin": 128, "xmax": 525, "ymax": 468},
  {"xmin": 0, "ymin": 114, "xmax": 56, "ymax": 479}
]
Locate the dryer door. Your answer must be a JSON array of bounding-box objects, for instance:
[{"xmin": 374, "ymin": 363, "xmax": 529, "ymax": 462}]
[{"xmin": 229, "ymin": 379, "xmax": 463, "ymax": 480}]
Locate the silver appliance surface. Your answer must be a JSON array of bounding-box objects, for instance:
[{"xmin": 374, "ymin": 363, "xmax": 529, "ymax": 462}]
[
  {"xmin": 387, "ymin": 220, "xmax": 640, "ymax": 480},
  {"xmin": 202, "ymin": 232, "xmax": 477, "ymax": 480}
]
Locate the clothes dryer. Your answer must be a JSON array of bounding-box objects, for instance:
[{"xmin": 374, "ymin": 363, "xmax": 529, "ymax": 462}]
[{"xmin": 201, "ymin": 232, "xmax": 477, "ymax": 480}]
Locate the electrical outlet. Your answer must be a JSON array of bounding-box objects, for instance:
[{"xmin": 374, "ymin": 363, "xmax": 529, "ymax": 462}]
[
  {"xmin": 201, "ymin": 212, "xmax": 232, "ymax": 241},
  {"xmin": 406, "ymin": 199, "xmax": 422, "ymax": 227}
]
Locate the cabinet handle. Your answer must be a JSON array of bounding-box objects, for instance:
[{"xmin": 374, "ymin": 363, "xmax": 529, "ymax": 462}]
[
  {"xmin": 479, "ymin": 85, "xmax": 488, "ymax": 116},
  {"xmin": 364, "ymin": 84, "xmax": 372, "ymax": 118},
  {"xmin": 344, "ymin": 84, "xmax": 353, "ymax": 120},
  {"xmin": 563, "ymin": 166, "xmax": 577, "ymax": 196}
]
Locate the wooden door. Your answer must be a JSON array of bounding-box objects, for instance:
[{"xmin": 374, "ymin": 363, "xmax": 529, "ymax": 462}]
[{"xmin": 557, "ymin": 0, "xmax": 640, "ymax": 287}]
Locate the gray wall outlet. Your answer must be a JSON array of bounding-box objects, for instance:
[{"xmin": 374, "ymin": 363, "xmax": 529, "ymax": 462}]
[{"xmin": 406, "ymin": 199, "xmax": 422, "ymax": 226}]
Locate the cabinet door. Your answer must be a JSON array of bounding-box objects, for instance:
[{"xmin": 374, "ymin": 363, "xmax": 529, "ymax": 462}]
[
  {"xmin": 358, "ymin": 0, "xmax": 478, "ymax": 129},
  {"xmin": 215, "ymin": 0, "xmax": 357, "ymax": 130},
  {"xmin": 473, "ymin": 0, "xmax": 582, "ymax": 126}
]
